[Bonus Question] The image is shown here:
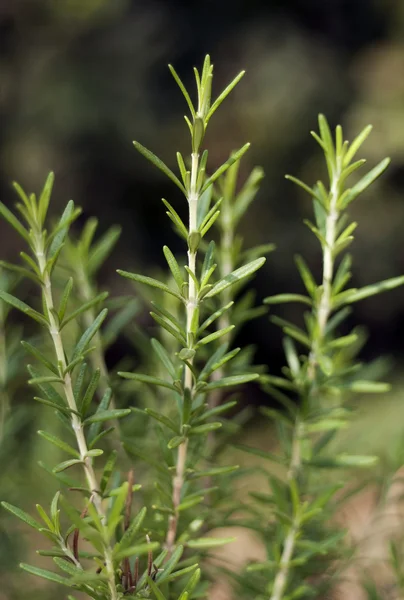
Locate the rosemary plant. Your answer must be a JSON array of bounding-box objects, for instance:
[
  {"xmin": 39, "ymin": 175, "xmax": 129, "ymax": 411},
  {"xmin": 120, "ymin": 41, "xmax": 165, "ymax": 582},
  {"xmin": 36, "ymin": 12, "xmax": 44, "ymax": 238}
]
[
  {"xmin": 0, "ymin": 56, "xmax": 266, "ymax": 599},
  {"xmin": 117, "ymin": 54, "xmax": 266, "ymax": 558},
  {"xmin": 236, "ymin": 116, "xmax": 404, "ymax": 600},
  {"xmin": 1, "ymin": 55, "xmax": 404, "ymax": 600}
]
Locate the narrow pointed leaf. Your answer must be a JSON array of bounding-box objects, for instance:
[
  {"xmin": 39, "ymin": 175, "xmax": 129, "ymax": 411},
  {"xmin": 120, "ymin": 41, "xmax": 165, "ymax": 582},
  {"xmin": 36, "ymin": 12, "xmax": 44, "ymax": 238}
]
[
  {"xmin": 119, "ymin": 372, "xmax": 178, "ymax": 391},
  {"xmin": 0, "ymin": 202, "xmax": 30, "ymax": 242},
  {"xmin": 72, "ymin": 309, "xmax": 107, "ymax": 361},
  {"xmin": 37, "ymin": 431, "xmax": 80, "ymax": 458},
  {"xmin": 117, "ymin": 270, "xmax": 182, "ymax": 301},
  {"xmin": 1, "ymin": 502, "xmax": 42, "ymax": 530},
  {"xmin": 20, "ymin": 564, "xmax": 71, "ymax": 586},
  {"xmin": 205, "ymin": 258, "xmax": 265, "ymax": 298},
  {"xmin": 204, "ymin": 373, "xmax": 259, "ymax": 391},
  {"xmin": 133, "ymin": 141, "xmax": 186, "ymax": 194},
  {"xmin": 206, "ymin": 70, "xmax": 245, "ymax": 122},
  {"xmin": 84, "ymin": 409, "xmax": 131, "ymax": 424}
]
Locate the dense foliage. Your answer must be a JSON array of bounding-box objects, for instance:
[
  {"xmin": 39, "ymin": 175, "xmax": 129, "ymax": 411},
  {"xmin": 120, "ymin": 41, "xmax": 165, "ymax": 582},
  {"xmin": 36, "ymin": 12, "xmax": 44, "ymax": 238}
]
[{"xmin": 1, "ymin": 56, "xmax": 404, "ymax": 600}]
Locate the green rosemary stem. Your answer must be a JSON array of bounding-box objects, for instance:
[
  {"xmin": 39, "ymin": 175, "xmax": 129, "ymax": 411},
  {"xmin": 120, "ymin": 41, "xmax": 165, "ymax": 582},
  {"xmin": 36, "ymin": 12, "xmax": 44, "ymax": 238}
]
[
  {"xmin": 270, "ymin": 161, "xmax": 342, "ymax": 600},
  {"xmin": 166, "ymin": 150, "xmax": 200, "ymax": 553},
  {"xmin": 33, "ymin": 235, "xmax": 118, "ymax": 600},
  {"xmin": 308, "ymin": 157, "xmax": 341, "ymax": 378}
]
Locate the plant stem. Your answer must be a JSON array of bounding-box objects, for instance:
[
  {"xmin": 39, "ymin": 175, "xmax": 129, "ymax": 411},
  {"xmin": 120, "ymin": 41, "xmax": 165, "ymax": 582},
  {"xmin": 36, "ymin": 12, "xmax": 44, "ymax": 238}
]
[
  {"xmin": 34, "ymin": 237, "xmax": 118, "ymax": 600},
  {"xmin": 270, "ymin": 520, "xmax": 300, "ymax": 600},
  {"xmin": 270, "ymin": 162, "xmax": 341, "ymax": 600},
  {"xmin": 166, "ymin": 151, "xmax": 199, "ymax": 553},
  {"xmin": 308, "ymin": 159, "xmax": 340, "ymax": 377}
]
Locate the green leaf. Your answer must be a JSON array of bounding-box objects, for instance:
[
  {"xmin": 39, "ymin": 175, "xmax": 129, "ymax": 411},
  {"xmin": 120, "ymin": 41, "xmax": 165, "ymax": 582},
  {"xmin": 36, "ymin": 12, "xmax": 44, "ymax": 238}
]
[
  {"xmin": 205, "ymin": 258, "xmax": 265, "ymax": 298},
  {"xmin": 72, "ymin": 308, "xmax": 107, "ymax": 361},
  {"xmin": 89, "ymin": 426, "xmax": 115, "ymax": 449},
  {"xmin": 164, "ymin": 564, "xmax": 199, "ymax": 583},
  {"xmin": 36, "ymin": 504, "xmax": 54, "ymax": 530},
  {"xmin": 34, "ymin": 396, "xmax": 71, "ymax": 415},
  {"xmin": 80, "ymin": 369, "xmax": 101, "ymax": 416},
  {"xmin": 151, "ymin": 338, "xmax": 177, "ymax": 379},
  {"xmin": 48, "ymin": 200, "xmax": 78, "ymax": 259},
  {"xmin": 339, "ymin": 276, "xmax": 404, "ymax": 305},
  {"xmin": 118, "ymin": 506, "xmax": 147, "ymax": 550},
  {"xmin": 156, "ymin": 545, "xmax": 184, "ymax": 583},
  {"xmin": 58, "ymin": 277, "xmax": 73, "ymax": 322},
  {"xmin": 200, "ymin": 347, "xmax": 240, "ymax": 380},
  {"xmin": 162, "ymin": 199, "xmax": 188, "ymax": 240},
  {"xmin": 206, "ymin": 70, "xmax": 245, "ymax": 122},
  {"xmin": 28, "ymin": 365, "xmax": 65, "ymax": 405},
  {"xmin": 285, "ymin": 175, "xmax": 318, "ymax": 200},
  {"xmin": 344, "ymin": 124, "xmax": 373, "ymax": 165},
  {"xmin": 318, "ymin": 114, "xmax": 335, "ymax": 176},
  {"xmin": 1, "ymin": 502, "xmax": 42, "ymax": 530},
  {"xmin": 168, "ymin": 64, "xmax": 195, "ymax": 118},
  {"xmin": 203, "ymin": 373, "xmax": 259, "ymax": 391},
  {"xmin": 21, "ymin": 341, "xmax": 59, "ymax": 375},
  {"xmin": 305, "ymin": 419, "xmax": 348, "ymax": 433},
  {"xmin": 198, "ymin": 325, "xmax": 235, "ymax": 346},
  {"xmin": 233, "ymin": 166, "xmax": 265, "ymax": 224},
  {"xmin": 283, "ymin": 337, "xmax": 300, "ymax": 377},
  {"xmin": 340, "ymin": 158, "xmax": 390, "ymax": 208},
  {"xmin": 194, "ymin": 400, "xmax": 237, "ymax": 423},
  {"xmin": 133, "ymin": 141, "xmax": 186, "ymax": 194},
  {"xmin": 0, "ymin": 202, "xmax": 30, "ymax": 242},
  {"xmin": 114, "ymin": 541, "xmax": 160, "ymax": 561},
  {"xmin": 148, "ymin": 576, "xmax": 168, "ymax": 600},
  {"xmin": 187, "ymin": 537, "xmax": 234, "ymax": 549},
  {"xmin": 53, "ymin": 459, "xmax": 83, "ymax": 473},
  {"xmin": 143, "ymin": 408, "xmax": 178, "ymax": 433},
  {"xmin": 189, "ymin": 465, "xmax": 239, "ymax": 479},
  {"xmin": 38, "ymin": 172, "xmax": 54, "ymax": 226},
  {"xmin": 198, "ymin": 302, "xmax": 234, "ymax": 334},
  {"xmin": 190, "ymin": 422, "xmax": 222, "ymax": 435},
  {"xmin": 197, "ymin": 185, "xmax": 212, "ymax": 229},
  {"xmin": 202, "ymin": 144, "xmax": 250, "ymax": 193},
  {"xmin": 294, "ymin": 255, "xmax": 317, "ymax": 297},
  {"xmin": 117, "ymin": 270, "xmax": 183, "ymax": 301},
  {"xmin": 0, "ymin": 291, "xmax": 48, "ymax": 327},
  {"xmin": 178, "ymin": 567, "xmax": 201, "ymax": 599},
  {"xmin": 118, "ymin": 371, "xmax": 178, "ymax": 391},
  {"xmin": 264, "ymin": 294, "xmax": 312, "ymax": 306},
  {"xmin": 167, "ymin": 435, "xmax": 186, "ymax": 449},
  {"xmin": 37, "ymin": 431, "xmax": 80, "ymax": 458},
  {"xmin": 348, "ymin": 380, "xmax": 390, "ymax": 394},
  {"xmin": 334, "ymin": 454, "xmax": 379, "ymax": 468},
  {"xmin": 84, "ymin": 408, "xmax": 131, "ymax": 424},
  {"xmin": 61, "ymin": 292, "xmax": 109, "ymax": 329},
  {"xmin": 20, "ymin": 563, "xmax": 71, "ymax": 586},
  {"xmin": 0, "ymin": 260, "xmax": 40, "ymax": 283},
  {"xmin": 163, "ymin": 246, "xmax": 184, "ymax": 290},
  {"xmin": 28, "ymin": 375, "xmax": 64, "ymax": 386}
]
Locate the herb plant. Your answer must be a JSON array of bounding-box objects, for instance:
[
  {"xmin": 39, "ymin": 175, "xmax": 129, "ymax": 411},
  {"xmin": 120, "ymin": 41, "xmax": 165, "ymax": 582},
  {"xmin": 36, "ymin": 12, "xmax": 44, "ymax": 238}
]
[{"xmin": 0, "ymin": 56, "xmax": 403, "ymax": 600}]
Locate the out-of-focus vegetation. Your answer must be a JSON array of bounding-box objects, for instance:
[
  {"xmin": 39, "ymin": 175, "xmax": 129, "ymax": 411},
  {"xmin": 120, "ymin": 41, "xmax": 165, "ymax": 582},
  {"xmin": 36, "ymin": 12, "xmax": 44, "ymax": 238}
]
[{"xmin": 2, "ymin": 1, "xmax": 404, "ymax": 599}]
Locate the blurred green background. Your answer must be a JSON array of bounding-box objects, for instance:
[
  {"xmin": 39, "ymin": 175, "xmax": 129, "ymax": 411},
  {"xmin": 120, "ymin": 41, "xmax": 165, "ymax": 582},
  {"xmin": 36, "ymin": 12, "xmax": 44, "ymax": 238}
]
[{"xmin": 2, "ymin": 0, "xmax": 404, "ymax": 597}]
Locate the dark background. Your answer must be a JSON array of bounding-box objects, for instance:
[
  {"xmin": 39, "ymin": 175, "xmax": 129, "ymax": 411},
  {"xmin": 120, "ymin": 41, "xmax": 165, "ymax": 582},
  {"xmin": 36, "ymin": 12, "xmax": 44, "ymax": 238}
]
[{"xmin": 1, "ymin": 1, "xmax": 404, "ymax": 597}]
